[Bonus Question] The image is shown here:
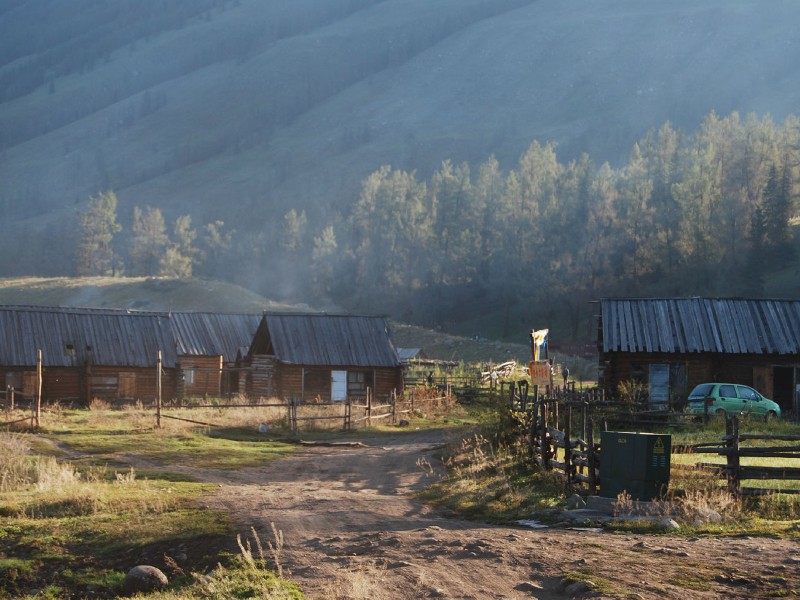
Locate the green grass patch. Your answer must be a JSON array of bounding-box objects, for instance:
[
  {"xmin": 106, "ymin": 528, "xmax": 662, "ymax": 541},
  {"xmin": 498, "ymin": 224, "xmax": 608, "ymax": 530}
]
[
  {"xmin": 39, "ymin": 409, "xmax": 297, "ymax": 471},
  {"xmin": 0, "ymin": 479, "xmax": 231, "ymax": 598},
  {"xmin": 0, "ymin": 424, "xmax": 303, "ymax": 599}
]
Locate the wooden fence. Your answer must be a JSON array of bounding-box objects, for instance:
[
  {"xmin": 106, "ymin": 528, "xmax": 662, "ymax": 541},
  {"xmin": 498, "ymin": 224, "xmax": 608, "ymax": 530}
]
[
  {"xmin": 1, "ymin": 386, "xmax": 38, "ymax": 429},
  {"xmin": 687, "ymin": 415, "xmax": 800, "ymax": 496},
  {"xmin": 504, "ymin": 379, "xmax": 800, "ymax": 498},
  {"xmin": 502, "ymin": 380, "xmax": 601, "ymax": 495},
  {"xmin": 155, "ymin": 389, "xmax": 453, "ymax": 433}
]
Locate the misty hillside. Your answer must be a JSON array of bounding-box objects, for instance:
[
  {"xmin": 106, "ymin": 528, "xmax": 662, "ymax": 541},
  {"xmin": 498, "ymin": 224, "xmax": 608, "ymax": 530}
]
[{"xmin": 1, "ymin": 0, "xmax": 799, "ymax": 287}]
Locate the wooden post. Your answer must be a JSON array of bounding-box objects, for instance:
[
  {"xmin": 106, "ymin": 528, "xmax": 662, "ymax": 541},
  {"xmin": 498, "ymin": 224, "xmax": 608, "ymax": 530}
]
[
  {"xmin": 35, "ymin": 349, "xmax": 42, "ymax": 428},
  {"xmin": 345, "ymin": 400, "xmax": 351, "ymax": 431},
  {"xmin": 579, "ymin": 401, "xmax": 588, "ymax": 480},
  {"xmin": 565, "ymin": 404, "xmax": 572, "ymax": 485},
  {"xmin": 540, "ymin": 398, "xmax": 550, "ymax": 470},
  {"xmin": 391, "ymin": 388, "xmax": 397, "ymax": 425},
  {"xmin": 588, "ymin": 417, "xmax": 597, "ymax": 495},
  {"xmin": 10, "ymin": 386, "xmax": 14, "ymax": 411},
  {"xmin": 366, "ymin": 388, "xmax": 372, "ymax": 427},
  {"xmin": 727, "ymin": 415, "xmax": 740, "ymax": 495},
  {"xmin": 156, "ymin": 350, "xmax": 162, "ymax": 428}
]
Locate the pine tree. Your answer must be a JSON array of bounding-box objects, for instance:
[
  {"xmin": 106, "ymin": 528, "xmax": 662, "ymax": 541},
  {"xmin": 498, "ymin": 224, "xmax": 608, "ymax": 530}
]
[
  {"xmin": 130, "ymin": 206, "xmax": 168, "ymax": 276},
  {"xmin": 76, "ymin": 190, "xmax": 122, "ymax": 276},
  {"xmin": 160, "ymin": 215, "xmax": 198, "ymax": 278}
]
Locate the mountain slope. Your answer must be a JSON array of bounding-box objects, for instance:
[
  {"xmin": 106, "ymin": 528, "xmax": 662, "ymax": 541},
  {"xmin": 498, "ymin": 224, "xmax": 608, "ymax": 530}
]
[{"xmin": 1, "ymin": 0, "xmax": 799, "ymax": 281}]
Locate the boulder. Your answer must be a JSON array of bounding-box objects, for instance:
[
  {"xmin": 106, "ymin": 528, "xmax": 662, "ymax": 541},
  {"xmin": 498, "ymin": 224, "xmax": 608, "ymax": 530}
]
[{"xmin": 123, "ymin": 565, "xmax": 168, "ymax": 594}]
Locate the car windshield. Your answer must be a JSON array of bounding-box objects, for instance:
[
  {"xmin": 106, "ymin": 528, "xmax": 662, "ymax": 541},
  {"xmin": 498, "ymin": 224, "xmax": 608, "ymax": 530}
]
[{"xmin": 689, "ymin": 384, "xmax": 714, "ymax": 398}]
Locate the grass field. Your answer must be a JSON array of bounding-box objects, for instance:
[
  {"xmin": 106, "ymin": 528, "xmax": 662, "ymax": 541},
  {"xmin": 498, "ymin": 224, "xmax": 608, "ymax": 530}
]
[{"xmin": 0, "ymin": 405, "xmax": 307, "ymax": 599}]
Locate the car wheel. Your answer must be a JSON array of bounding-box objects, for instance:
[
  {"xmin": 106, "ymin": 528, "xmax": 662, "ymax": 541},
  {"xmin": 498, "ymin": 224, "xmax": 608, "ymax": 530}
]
[
  {"xmin": 715, "ymin": 408, "xmax": 726, "ymax": 416},
  {"xmin": 766, "ymin": 410, "xmax": 777, "ymax": 423}
]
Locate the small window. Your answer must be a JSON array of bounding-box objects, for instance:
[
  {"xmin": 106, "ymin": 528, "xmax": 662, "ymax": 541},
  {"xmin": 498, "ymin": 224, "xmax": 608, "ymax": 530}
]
[
  {"xmin": 184, "ymin": 369, "xmax": 195, "ymax": 385},
  {"xmin": 719, "ymin": 385, "xmax": 736, "ymax": 397},
  {"xmin": 65, "ymin": 343, "xmax": 75, "ymax": 357},
  {"xmin": 347, "ymin": 370, "xmax": 373, "ymax": 397}
]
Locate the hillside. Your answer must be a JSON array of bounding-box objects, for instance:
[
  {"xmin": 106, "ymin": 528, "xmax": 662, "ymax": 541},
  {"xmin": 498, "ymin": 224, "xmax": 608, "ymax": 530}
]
[
  {"xmin": 1, "ymin": 0, "xmax": 799, "ymax": 285},
  {"xmin": 0, "ymin": 276, "xmax": 292, "ymax": 313}
]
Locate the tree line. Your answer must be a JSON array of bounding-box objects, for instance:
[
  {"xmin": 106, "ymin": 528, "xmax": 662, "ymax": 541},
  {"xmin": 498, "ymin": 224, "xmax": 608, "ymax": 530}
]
[
  {"xmin": 273, "ymin": 111, "xmax": 799, "ymax": 337},
  {"xmin": 75, "ymin": 190, "xmax": 230, "ymax": 279},
  {"xmin": 73, "ymin": 110, "xmax": 800, "ymax": 340}
]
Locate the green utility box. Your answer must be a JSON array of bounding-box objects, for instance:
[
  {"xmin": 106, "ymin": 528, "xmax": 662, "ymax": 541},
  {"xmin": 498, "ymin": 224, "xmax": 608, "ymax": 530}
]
[{"xmin": 600, "ymin": 431, "xmax": 671, "ymax": 500}]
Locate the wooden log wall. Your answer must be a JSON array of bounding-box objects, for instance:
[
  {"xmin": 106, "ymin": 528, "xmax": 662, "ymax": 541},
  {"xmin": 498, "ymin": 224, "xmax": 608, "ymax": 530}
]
[
  {"xmin": 249, "ymin": 355, "xmax": 277, "ymax": 398},
  {"xmin": 178, "ymin": 356, "xmax": 223, "ymax": 398}
]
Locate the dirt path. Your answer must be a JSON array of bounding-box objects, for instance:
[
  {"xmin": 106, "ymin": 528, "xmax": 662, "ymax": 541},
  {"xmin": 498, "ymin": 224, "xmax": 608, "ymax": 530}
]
[{"xmin": 196, "ymin": 428, "xmax": 800, "ymax": 599}]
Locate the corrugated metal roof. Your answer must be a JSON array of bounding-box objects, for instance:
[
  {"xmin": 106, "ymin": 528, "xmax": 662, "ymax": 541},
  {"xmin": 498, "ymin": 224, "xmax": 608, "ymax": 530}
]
[
  {"xmin": 601, "ymin": 298, "xmax": 800, "ymax": 354},
  {"xmin": 0, "ymin": 305, "xmax": 178, "ymax": 368},
  {"xmin": 261, "ymin": 313, "xmax": 400, "ymax": 367},
  {"xmin": 170, "ymin": 312, "xmax": 261, "ymax": 361}
]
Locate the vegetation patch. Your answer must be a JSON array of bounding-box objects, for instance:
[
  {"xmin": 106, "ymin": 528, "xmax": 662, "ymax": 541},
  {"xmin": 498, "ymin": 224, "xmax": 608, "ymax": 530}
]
[
  {"xmin": 0, "ymin": 428, "xmax": 299, "ymax": 598},
  {"xmin": 418, "ymin": 433, "xmax": 565, "ymax": 523}
]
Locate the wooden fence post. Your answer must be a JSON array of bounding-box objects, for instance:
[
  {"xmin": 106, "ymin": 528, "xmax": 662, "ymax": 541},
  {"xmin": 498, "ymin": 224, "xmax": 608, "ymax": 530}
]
[
  {"xmin": 345, "ymin": 400, "xmax": 351, "ymax": 431},
  {"xmin": 35, "ymin": 349, "xmax": 42, "ymax": 428},
  {"xmin": 727, "ymin": 415, "xmax": 740, "ymax": 495},
  {"xmin": 156, "ymin": 350, "xmax": 162, "ymax": 428},
  {"xmin": 540, "ymin": 399, "xmax": 550, "ymax": 470},
  {"xmin": 588, "ymin": 417, "xmax": 597, "ymax": 495},
  {"xmin": 366, "ymin": 388, "xmax": 372, "ymax": 427},
  {"xmin": 564, "ymin": 404, "xmax": 572, "ymax": 485}
]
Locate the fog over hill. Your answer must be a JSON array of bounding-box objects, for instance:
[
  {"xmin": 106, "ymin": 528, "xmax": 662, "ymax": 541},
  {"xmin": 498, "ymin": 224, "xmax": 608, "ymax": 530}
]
[{"xmin": 1, "ymin": 0, "xmax": 799, "ymax": 300}]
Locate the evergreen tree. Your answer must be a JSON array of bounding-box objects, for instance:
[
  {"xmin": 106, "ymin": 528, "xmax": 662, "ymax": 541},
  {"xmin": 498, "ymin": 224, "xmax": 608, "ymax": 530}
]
[
  {"xmin": 130, "ymin": 206, "xmax": 168, "ymax": 276},
  {"xmin": 76, "ymin": 190, "xmax": 122, "ymax": 276},
  {"xmin": 160, "ymin": 215, "xmax": 198, "ymax": 278},
  {"xmin": 761, "ymin": 164, "xmax": 793, "ymax": 266}
]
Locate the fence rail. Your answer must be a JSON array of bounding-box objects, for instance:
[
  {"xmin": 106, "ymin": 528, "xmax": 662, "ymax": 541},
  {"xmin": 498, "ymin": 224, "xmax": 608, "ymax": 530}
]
[
  {"xmin": 687, "ymin": 415, "xmax": 800, "ymax": 495},
  {"xmin": 508, "ymin": 377, "xmax": 800, "ymax": 498},
  {"xmin": 2, "ymin": 387, "xmax": 37, "ymax": 429},
  {"xmin": 157, "ymin": 390, "xmax": 452, "ymax": 433}
]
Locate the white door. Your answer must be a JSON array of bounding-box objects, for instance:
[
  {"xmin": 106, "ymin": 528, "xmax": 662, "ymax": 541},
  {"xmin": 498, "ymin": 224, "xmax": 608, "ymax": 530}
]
[{"xmin": 331, "ymin": 370, "xmax": 347, "ymax": 402}]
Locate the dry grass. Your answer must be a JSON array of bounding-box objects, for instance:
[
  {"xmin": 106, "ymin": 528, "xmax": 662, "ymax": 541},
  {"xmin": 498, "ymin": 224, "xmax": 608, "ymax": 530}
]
[{"xmin": 0, "ymin": 432, "xmax": 78, "ymax": 493}]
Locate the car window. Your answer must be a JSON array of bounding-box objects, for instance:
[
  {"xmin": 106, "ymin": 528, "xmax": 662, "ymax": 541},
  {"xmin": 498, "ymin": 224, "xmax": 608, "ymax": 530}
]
[
  {"xmin": 719, "ymin": 385, "xmax": 736, "ymax": 397},
  {"xmin": 737, "ymin": 386, "xmax": 759, "ymax": 400},
  {"xmin": 690, "ymin": 384, "xmax": 714, "ymax": 397}
]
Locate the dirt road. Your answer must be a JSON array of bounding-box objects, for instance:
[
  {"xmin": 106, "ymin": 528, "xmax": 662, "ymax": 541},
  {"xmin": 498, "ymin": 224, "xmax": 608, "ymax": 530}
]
[{"xmin": 203, "ymin": 428, "xmax": 799, "ymax": 599}]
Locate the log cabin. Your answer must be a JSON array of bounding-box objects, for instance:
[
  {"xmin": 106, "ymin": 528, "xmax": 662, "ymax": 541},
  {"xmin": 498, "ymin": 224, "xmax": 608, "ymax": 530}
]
[
  {"xmin": 597, "ymin": 297, "xmax": 800, "ymax": 415},
  {"xmin": 245, "ymin": 312, "xmax": 403, "ymax": 403}
]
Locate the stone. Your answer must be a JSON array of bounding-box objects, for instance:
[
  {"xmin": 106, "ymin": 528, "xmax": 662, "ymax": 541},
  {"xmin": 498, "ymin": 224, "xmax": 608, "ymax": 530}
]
[
  {"xmin": 564, "ymin": 580, "xmax": 596, "ymax": 595},
  {"xmin": 659, "ymin": 517, "xmax": 680, "ymax": 531},
  {"xmin": 123, "ymin": 565, "xmax": 168, "ymax": 594},
  {"xmin": 692, "ymin": 508, "xmax": 722, "ymax": 526},
  {"xmin": 566, "ymin": 494, "xmax": 587, "ymax": 509},
  {"xmin": 514, "ymin": 581, "xmax": 545, "ymax": 592}
]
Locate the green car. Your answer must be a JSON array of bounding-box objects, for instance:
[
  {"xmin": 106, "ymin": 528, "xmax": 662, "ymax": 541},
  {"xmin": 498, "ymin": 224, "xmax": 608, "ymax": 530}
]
[{"xmin": 687, "ymin": 383, "xmax": 781, "ymax": 419}]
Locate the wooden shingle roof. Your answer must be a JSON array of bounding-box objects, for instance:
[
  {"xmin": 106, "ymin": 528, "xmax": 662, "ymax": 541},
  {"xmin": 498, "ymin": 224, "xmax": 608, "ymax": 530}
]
[
  {"xmin": 252, "ymin": 313, "xmax": 401, "ymax": 367},
  {"xmin": 0, "ymin": 305, "xmax": 178, "ymax": 368},
  {"xmin": 170, "ymin": 312, "xmax": 261, "ymax": 361},
  {"xmin": 600, "ymin": 298, "xmax": 800, "ymax": 355}
]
